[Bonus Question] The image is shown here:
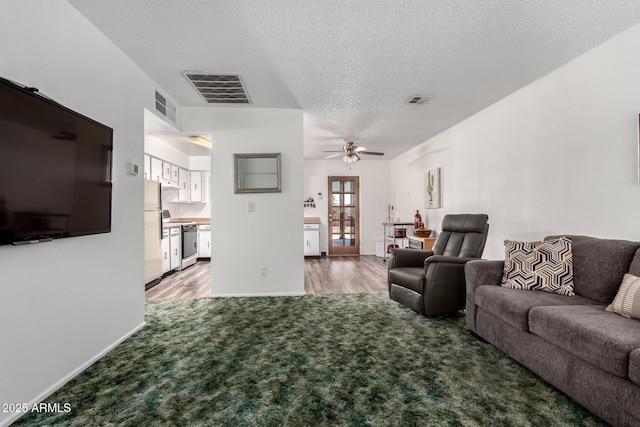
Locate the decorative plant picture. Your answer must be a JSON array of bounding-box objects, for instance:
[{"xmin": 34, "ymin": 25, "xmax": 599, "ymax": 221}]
[{"xmin": 425, "ymin": 167, "xmax": 441, "ymax": 209}]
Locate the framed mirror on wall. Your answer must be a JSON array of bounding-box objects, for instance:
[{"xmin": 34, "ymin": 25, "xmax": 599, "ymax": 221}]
[{"xmin": 234, "ymin": 153, "xmax": 281, "ymax": 193}]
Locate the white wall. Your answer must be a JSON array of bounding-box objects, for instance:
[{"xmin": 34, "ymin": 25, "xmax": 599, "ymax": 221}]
[
  {"xmin": 183, "ymin": 108, "xmax": 304, "ymax": 296},
  {"xmin": 303, "ymin": 160, "xmax": 391, "ymax": 255},
  {"xmin": 0, "ymin": 3, "xmax": 158, "ymax": 426},
  {"xmin": 144, "ymin": 134, "xmax": 191, "ymax": 169},
  {"xmin": 391, "ymin": 22, "xmax": 640, "ymax": 260}
]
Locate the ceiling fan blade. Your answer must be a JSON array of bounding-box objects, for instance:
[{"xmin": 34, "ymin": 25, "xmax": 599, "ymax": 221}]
[
  {"xmin": 324, "ymin": 153, "xmax": 343, "ymax": 159},
  {"xmin": 322, "ymin": 150, "xmax": 344, "ymax": 153},
  {"xmin": 353, "ymin": 146, "xmax": 367, "ymax": 152},
  {"xmin": 360, "ymin": 151, "xmax": 385, "ymax": 156}
]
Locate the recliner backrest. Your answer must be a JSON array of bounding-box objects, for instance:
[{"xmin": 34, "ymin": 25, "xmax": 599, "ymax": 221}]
[{"xmin": 433, "ymin": 214, "xmax": 489, "ymax": 258}]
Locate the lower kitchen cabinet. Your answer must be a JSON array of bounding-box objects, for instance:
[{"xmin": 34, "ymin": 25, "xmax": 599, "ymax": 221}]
[
  {"xmin": 198, "ymin": 225, "xmax": 211, "ymax": 258},
  {"xmin": 170, "ymin": 230, "xmax": 180, "ymax": 269},
  {"xmin": 162, "ymin": 227, "xmax": 182, "ymax": 273},
  {"xmin": 162, "ymin": 230, "xmax": 171, "ymax": 273},
  {"xmin": 304, "ymin": 224, "xmax": 320, "ymax": 256}
]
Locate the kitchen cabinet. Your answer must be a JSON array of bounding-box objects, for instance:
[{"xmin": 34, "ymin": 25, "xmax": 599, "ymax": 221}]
[
  {"xmin": 144, "ymin": 154, "xmax": 151, "ymax": 180},
  {"xmin": 150, "ymin": 157, "xmax": 163, "ymax": 182},
  {"xmin": 170, "ymin": 164, "xmax": 179, "ymax": 187},
  {"xmin": 162, "ymin": 161, "xmax": 171, "ymax": 181},
  {"xmin": 190, "ymin": 171, "xmax": 203, "ymax": 202},
  {"xmin": 162, "ymin": 227, "xmax": 181, "ymax": 273},
  {"xmin": 198, "ymin": 225, "xmax": 211, "ymax": 258},
  {"xmin": 160, "ymin": 161, "xmax": 179, "ymax": 188},
  {"xmin": 178, "ymin": 168, "xmax": 189, "ymax": 202},
  {"xmin": 170, "ymin": 228, "xmax": 181, "ymax": 269},
  {"xmin": 304, "ymin": 223, "xmax": 320, "ymax": 256},
  {"xmin": 144, "ymin": 153, "xmax": 209, "ymax": 200},
  {"xmin": 161, "ymin": 230, "xmax": 171, "ymax": 273}
]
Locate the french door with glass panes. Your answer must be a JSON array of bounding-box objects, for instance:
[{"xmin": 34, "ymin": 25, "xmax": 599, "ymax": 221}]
[{"xmin": 328, "ymin": 176, "xmax": 360, "ymax": 255}]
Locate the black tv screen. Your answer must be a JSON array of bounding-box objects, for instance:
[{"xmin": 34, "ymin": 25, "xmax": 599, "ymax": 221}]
[{"xmin": 0, "ymin": 77, "xmax": 113, "ymax": 246}]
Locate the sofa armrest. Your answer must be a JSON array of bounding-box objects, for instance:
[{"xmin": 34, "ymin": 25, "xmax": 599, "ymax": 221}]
[{"xmin": 464, "ymin": 260, "xmax": 504, "ymax": 332}]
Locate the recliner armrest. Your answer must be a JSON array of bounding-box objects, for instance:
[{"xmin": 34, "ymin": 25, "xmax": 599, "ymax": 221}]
[
  {"xmin": 389, "ymin": 248, "xmax": 434, "ymax": 269},
  {"xmin": 424, "ymin": 255, "xmax": 476, "ymax": 268}
]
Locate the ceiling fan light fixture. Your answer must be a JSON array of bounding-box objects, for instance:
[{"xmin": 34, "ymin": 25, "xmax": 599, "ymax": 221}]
[{"xmin": 343, "ymin": 154, "xmax": 360, "ymax": 164}]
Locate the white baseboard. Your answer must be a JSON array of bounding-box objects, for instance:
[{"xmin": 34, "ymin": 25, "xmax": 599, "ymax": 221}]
[
  {"xmin": 0, "ymin": 322, "xmax": 146, "ymax": 427},
  {"xmin": 211, "ymin": 291, "xmax": 306, "ymax": 298}
]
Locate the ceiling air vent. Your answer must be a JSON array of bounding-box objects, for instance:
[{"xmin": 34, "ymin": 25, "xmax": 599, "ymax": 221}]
[
  {"xmin": 405, "ymin": 94, "xmax": 434, "ymax": 105},
  {"xmin": 154, "ymin": 90, "xmax": 176, "ymax": 123},
  {"xmin": 183, "ymin": 72, "xmax": 251, "ymax": 104}
]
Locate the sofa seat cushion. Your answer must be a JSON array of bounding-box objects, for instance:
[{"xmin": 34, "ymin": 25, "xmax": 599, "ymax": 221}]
[
  {"xmin": 388, "ymin": 267, "xmax": 424, "ymax": 294},
  {"xmin": 630, "ymin": 349, "xmax": 640, "ymax": 387},
  {"xmin": 474, "ymin": 285, "xmax": 598, "ymax": 332},
  {"xmin": 529, "ymin": 305, "xmax": 640, "ymax": 378}
]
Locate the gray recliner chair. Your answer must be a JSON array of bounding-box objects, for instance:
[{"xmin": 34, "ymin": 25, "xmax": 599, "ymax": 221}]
[{"xmin": 388, "ymin": 214, "xmax": 489, "ymax": 316}]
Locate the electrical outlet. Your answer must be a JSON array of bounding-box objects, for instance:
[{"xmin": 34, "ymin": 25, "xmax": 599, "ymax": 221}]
[
  {"xmin": 248, "ymin": 202, "xmax": 255, "ymax": 212},
  {"xmin": 260, "ymin": 266, "xmax": 267, "ymax": 276}
]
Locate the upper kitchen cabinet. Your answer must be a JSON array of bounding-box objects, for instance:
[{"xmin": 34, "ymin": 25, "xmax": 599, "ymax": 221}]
[
  {"xmin": 162, "ymin": 161, "xmax": 171, "ymax": 181},
  {"xmin": 178, "ymin": 168, "xmax": 189, "ymax": 202},
  {"xmin": 144, "ymin": 154, "xmax": 151, "ymax": 180},
  {"xmin": 190, "ymin": 171, "xmax": 202, "ymax": 202},
  {"xmin": 171, "ymin": 165, "xmax": 179, "ymax": 187},
  {"xmin": 150, "ymin": 157, "xmax": 163, "ymax": 182}
]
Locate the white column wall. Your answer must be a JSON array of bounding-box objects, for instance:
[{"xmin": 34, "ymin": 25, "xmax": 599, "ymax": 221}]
[{"xmin": 183, "ymin": 108, "xmax": 304, "ymax": 296}]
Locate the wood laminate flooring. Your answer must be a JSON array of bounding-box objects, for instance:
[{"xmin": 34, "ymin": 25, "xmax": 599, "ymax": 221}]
[
  {"xmin": 304, "ymin": 255, "xmax": 388, "ymax": 294},
  {"xmin": 145, "ymin": 256, "xmax": 388, "ymax": 299}
]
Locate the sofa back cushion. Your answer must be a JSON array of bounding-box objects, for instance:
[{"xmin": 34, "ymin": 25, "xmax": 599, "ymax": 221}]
[
  {"xmin": 629, "ymin": 248, "xmax": 640, "ymax": 276},
  {"xmin": 545, "ymin": 235, "xmax": 640, "ymax": 303}
]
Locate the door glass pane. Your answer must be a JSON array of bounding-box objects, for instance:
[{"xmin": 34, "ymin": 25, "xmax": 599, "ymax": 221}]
[
  {"xmin": 331, "ymin": 181, "xmax": 342, "ymax": 192},
  {"xmin": 332, "ymin": 234, "xmax": 345, "ymax": 246},
  {"xmin": 332, "ymin": 194, "xmax": 341, "ymax": 206},
  {"xmin": 344, "ymin": 207, "xmax": 356, "ymax": 222},
  {"xmin": 344, "ymin": 194, "xmax": 355, "ymax": 206},
  {"xmin": 344, "ymin": 180, "xmax": 354, "ymax": 192}
]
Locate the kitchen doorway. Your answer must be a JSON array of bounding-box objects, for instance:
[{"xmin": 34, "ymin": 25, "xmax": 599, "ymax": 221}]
[{"xmin": 327, "ymin": 176, "xmax": 360, "ymax": 255}]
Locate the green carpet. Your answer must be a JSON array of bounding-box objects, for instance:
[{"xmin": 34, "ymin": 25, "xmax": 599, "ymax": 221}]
[{"xmin": 15, "ymin": 293, "xmax": 606, "ymax": 426}]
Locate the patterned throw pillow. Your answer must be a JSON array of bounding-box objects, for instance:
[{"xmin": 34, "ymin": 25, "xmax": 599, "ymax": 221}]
[
  {"xmin": 501, "ymin": 237, "xmax": 575, "ymax": 296},
  {"xmin": 606, "ymin": 274, "xmax": 640, "ymax": 320}
]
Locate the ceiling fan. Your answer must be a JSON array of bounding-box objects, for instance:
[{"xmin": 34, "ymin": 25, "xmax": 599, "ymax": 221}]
[{"xmin": 323, "ymin": 141, "xmax": 384, "ymax": 165}]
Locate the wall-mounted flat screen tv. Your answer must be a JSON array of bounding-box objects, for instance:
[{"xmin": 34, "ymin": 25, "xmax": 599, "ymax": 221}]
[{"xmin": 0, "ymin": 77, "xmax": 113, "ymax": 246}]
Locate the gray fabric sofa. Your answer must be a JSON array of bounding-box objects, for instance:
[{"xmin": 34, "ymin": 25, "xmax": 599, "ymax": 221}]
[{"xmin": 465, "ymin": 235, "xmax": 640, "ymax": 427}]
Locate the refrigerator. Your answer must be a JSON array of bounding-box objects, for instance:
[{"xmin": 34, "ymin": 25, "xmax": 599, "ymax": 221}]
[{"xmin": 144, "ymin": 179, "xmax": 163, "ymax": 285}]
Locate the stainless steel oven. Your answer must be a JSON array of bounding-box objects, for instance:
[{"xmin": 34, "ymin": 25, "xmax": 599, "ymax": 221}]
[{"xmin": 180, "ymin": 223, "xmax": 198, "ymax": 270}]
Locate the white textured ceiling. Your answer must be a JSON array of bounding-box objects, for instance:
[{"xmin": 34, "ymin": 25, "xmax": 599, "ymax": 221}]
[{"xmin": 69, "ymin": 0, "xmax": 640, "ymax": 159}]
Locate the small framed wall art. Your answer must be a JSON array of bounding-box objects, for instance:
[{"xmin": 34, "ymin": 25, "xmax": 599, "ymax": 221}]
[{"xmin": 425, "ymin": 167, "xmax": 441, "ymax": 209}]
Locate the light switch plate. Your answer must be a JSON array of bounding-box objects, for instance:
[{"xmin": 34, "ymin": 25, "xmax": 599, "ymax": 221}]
[
  {"xmin": 248, "ymin": 202, "xmax": 255, "ymax": 212},
  {"xmin": 128, "ymin": 162, "xmax": 139, "ymax": 175}
]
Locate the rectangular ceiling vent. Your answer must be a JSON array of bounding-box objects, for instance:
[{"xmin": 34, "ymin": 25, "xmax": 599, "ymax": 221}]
[
  {"xmin": 405, "ymin": 94, "xmax": 434, "ymax": 105},
  {"xmin": 154, "ymin": 90, "xmax": 176, "ymax": 123},
  {"xmin": 183, "ymin": 72, "xmax": 251, "ymax": 104}
]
